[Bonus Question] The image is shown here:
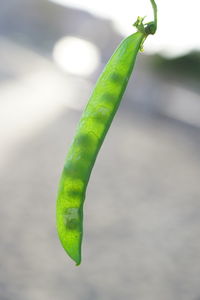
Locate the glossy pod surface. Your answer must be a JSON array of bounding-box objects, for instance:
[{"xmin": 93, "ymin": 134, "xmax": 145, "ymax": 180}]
[{"xmin": 56, "ymin": 31, "xmax": 145, "ymax": 265}]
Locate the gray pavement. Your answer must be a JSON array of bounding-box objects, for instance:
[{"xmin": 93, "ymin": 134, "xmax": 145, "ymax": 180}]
[{"xmin": 1, "ymin": 79, "xmax": 200, "ymax": 299}]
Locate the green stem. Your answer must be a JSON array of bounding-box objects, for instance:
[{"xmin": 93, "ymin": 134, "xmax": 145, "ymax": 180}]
[
  {"xmin": 133, "ymin": 0, "xmax": 157, "ymax": 51},
  {"xmin": 150, "ymin": 0, "xmax": 157, "ymax": 33},
  {"xmin": 134, "ymin": 0, "xmax": 157, "ymax": 36}
]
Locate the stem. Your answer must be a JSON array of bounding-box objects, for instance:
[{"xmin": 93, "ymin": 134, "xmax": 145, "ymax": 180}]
[
  {"xmin": 134, "ymin": 0, "xmax": 157, "ymax": 35},
  {"xmin": 133, "ymin": 0, "xmax": 157, "ymax": 50},
  {"xmin": 150, "ymin": 0, "xmax": 157, "ymax": 33}
]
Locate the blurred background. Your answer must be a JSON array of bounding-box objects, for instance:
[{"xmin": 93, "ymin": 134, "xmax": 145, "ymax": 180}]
[{"xmin": 1, "ymin": 0, "xmax": 200, "ymax": 299}]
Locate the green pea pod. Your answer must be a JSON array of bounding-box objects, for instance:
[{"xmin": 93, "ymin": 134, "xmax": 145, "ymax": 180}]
[{"xmin": 56, "ymin": 0, "xmax": 157, "ymax": 265}]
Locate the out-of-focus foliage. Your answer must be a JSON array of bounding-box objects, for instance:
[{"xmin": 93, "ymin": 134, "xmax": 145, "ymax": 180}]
[{"xmin": 152, "ymin": 51, "xmax": 200, "ymax": 82}]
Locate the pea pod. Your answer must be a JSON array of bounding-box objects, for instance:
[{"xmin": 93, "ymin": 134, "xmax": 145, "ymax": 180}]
[{"xmin": 56, "ymin": 0, "xmax": 157, "ymax": 265}]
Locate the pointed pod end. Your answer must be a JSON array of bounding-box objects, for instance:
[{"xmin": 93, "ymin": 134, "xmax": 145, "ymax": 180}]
[
  {"xmin": 65, "ymin": 244, "xmax": 82, "ymax": 266},
  {"xmin": 75, "ymin": 260, "xmax": 81, "ymax": 266},
  {"xmin": 56, "ymin": 205, "xmax": 83, "ymax": 266}
]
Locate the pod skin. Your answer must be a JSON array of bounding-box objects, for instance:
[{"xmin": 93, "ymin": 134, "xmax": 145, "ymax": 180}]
[
  {"xmin": 56, "ymin": 31, "xmax": 146, "ymax": 265},
  {"xmin": 56, "ymin": 1, "xmax": 157, "ymax": 264}
]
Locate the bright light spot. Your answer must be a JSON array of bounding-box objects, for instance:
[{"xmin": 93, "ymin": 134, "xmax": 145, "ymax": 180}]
[{"xmin": 53, "ymin": 36, "xmax": 100, "ymax": 76}]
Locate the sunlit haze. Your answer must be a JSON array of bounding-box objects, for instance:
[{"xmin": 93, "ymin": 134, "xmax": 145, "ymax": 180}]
[{"xmin": 49, "ymin": 0, "xmax": 200, "ymax": 58}]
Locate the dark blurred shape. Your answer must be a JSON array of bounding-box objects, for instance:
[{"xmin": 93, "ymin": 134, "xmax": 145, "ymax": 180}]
[{"xmin": 152, "ymin": 51, "xmax": 200, "ymax": 85}]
